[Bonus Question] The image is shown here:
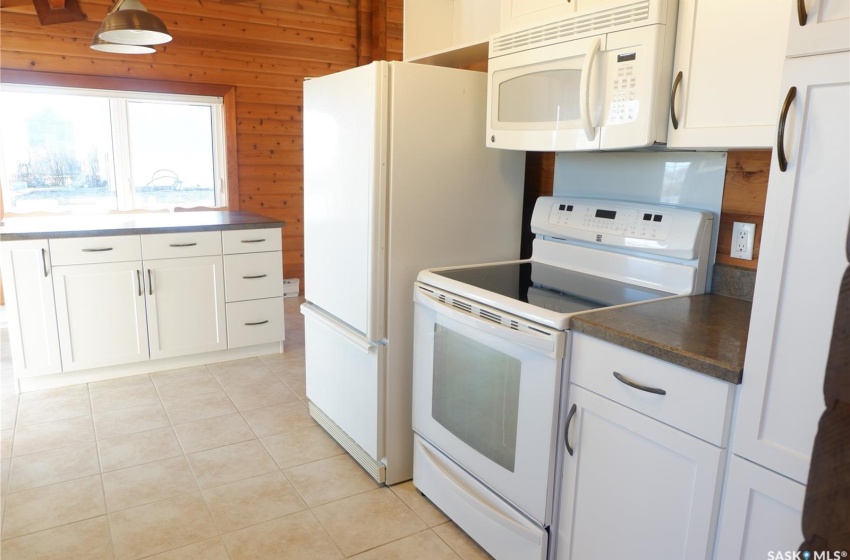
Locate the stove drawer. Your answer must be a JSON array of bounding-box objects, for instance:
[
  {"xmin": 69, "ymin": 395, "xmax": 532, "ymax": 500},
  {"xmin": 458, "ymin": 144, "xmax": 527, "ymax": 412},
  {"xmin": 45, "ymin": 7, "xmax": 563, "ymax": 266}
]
[{"xmin": 570, "ymin": 334, "xmax": 734, "ymax": 447}]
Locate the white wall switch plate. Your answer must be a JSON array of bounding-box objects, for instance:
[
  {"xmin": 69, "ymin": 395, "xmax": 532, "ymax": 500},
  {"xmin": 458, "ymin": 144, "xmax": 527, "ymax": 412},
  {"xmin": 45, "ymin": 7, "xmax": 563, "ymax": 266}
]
[{"xmin": 731, "ymin": 222, "xmax": 756, "ymax": 260}]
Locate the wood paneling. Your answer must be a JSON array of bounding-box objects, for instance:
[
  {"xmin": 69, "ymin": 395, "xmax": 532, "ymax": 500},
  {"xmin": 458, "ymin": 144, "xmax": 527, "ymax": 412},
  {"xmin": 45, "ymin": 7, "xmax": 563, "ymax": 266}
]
[{"xmin": 0, "ymin": 0, "xmax": 403, "ymax": 294}]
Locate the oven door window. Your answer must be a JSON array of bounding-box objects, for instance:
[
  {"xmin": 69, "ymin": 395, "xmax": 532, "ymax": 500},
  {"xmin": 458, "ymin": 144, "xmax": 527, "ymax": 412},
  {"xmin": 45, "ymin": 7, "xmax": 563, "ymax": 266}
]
[{"xmin": 431, "ymin": 324, "xmax": 521, "ymax": 472}]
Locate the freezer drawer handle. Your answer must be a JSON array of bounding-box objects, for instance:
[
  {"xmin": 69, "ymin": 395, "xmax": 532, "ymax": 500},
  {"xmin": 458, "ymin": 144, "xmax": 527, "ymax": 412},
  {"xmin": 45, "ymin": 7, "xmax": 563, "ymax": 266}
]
[
  {"xmin": 245, "ymin": 320, "xmax": 269, "ymax": 326},
  {"xmin": 301, "ymin": 304, "xmax": 379, "ymax": 353},
  {"xmin": 169, "ymin": 242, "xmax": 197, "ymax": 248},
  {"xmin": 613, "ymin": 371, "xmax": 667, "ymax": 396},
  {"xmin": 82, "ymin": 247, "xmax": 113, "ymax": 252},
  {"xmin": 241, "ymin": 239, "xmax": 266, "ymax": 244},
  {"xmin": 564, "ymin": 404, "xmax": 577, "ymax": 456},
  {"xmin": 243, "ymin": 274, "xmax": 268, "ymax": 279}
]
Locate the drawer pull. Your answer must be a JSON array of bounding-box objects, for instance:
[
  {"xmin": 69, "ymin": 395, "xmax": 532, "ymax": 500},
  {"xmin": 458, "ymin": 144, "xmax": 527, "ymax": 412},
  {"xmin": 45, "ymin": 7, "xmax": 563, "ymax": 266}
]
[
  {"xmin": 613, "ymin": 371, "xmax": 667, "ymax": 396},
  {"xmin": 241, "ymin": 239, "xmax": 266, "ymax": 244},
  {"xmin": 136, "ymin": 269, "xmax": 142, "ymax": 296},
  {"xmin": 169, "ymin": 242, "xmax": 198, "ymax": 248},
  {"xmin": 242, "ymin": 274, "xmax": 268, "ymax": 280},
  {"xmin": 670, "ymin": 70, "xmax": 683, "ymax": 130},
  {"xmin": 245, "ymin": 320, "xmax": 269, "ymax": 326},
  {"xmin": 42, "ymin": 248, "xmax": 49, "ymax": 277},
  {"xmin": 147, "ymin": 269, "xmax": 153, "ymax": 296},
  {"xmin": 564, "ymin": 403, "xmax": 577, "ymax": 456},
  {"xmin": 777, "ymin": 87, "xmax": 797, "ymax": 172},
  {"xmin": 82, "ymin": 247, "xmax": 113, "ymax": 252}
]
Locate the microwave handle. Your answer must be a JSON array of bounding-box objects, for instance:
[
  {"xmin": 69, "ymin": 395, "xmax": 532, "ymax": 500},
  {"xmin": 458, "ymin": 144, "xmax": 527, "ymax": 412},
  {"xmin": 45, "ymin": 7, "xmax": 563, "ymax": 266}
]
[{"xmin": 579, "ymin": 37, "xmax": 601, "ymax": 141}]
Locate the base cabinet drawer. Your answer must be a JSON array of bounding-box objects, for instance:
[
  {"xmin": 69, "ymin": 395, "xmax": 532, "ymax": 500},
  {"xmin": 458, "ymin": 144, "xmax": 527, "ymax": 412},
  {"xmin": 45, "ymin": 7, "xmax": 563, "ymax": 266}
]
[
  {"xmin": 50, "ymin": 235, "xmax": 141, "ymax": 265},
  {"xmin": 226, "ymin": 297, "xmax": 285, "ymax": 348},
  {"xmin": 224, "ymin": 252, "xmax": 283, "ymax": 302}
]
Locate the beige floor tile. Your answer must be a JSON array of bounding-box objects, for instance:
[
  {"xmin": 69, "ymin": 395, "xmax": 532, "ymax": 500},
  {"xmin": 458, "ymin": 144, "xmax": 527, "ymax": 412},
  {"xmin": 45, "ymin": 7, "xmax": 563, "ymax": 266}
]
[
  {"xmin": 0, "ymin": 516, "xmax": 114, "ymax": 560},
  {"xmin": 350, "ymin": 529, "xmax": 462, "ymax": 560},
  {"xmin": 108, "ymin": 492, "xmax": 217, "ymax": 560},
  {"xmin": 258, "ymin": 348, "xmax": 305, "ymax": 372},
  {"xmin": 222, "ymin": 379, "xmax": 298, "ymax": 411},
  {"xmin": 1, "ymin": 396, "xmax": 18, "ymax": 429},
  {"xmin": 161, "ymin": 391, "xmax": 236, "ymax": 425},
  {"xmin": 173, "ymin": 413, "xmax": 256, "ymax": 454},
  {"xmin": 241, "ymin": 400, "xmax": 317, "ymax": 438},
  {"xmin": 8, "ymin": 441, "xmax": 100, "ymax": 492},
  {"xmin": 275, "ymin": 369, "xmax": 306, "ymax": 400},
  {"xmin": 202, "ymin": 471, "xmax": 308, "ymax": 533},
  {"xmin": 11, "ymin": 414, "xmax": 95, "ymax": 457},
  {"xmin": 262, "ymin": 425, "xmax": 343, "ymax": 469},
  {"xmin": 88, "ymin": 373, "xmax": 153, "ymax": 391},
  {"xmin": 16, "ymin": 391, "xmax": 91, "ymax": 427},
  {"xmin": 187, "ymin": 439, "xmax": 278, "ymax": 489},
  {"xmin": 1, "ymin": 427, "xmax": 12, "ymax": 458},
  {"xmin": 222, "ymin": 510, "xmax": 343, "ymax": 560},
  {"xmin": 313, "ymin": 487, "xmax": 427, "ymax": 556},
  {"xmin": 1, "ymin": 458, "xmax": 10, "ymax": 494},
  {"xmin": 98, "ymin": 426, "xmax": 182, "ymax": 472},
  {"xmin": 18, "ymin": 384, "xmax": 88, "ymax": 402},
  {"xmin": 103, "ymin": 456, "xmax": 198, "ymax": 512},
  {"xmin": 390, "ymin": 480, "xmax": 450, "ymax": 527},
  {"xmin": 93, "ymin": 402, "xmax": 171, "ymax": 440},
  {"xmin": 145, "ymin": 537, "xmax": 231, "ymax": 560},
  {"xmin": 152, "ymin": 366, "xmax": 223, "ymax": 401},
  {"xmin": 89, "ymin": 383, "xmax": 161, "ymax": 414},
  {"xmin": 433, "ymin": 522, "xmax": 495, "ymax": 560},
  {"xmin": 2, "ymin": 474, "xmax": 106, "ymax": 540},
  {"xmin": 207, "ymin": 358, "xmax": 276, "ymax": 388},
  {"xmin": 284, "ymin": 454, "xmax": 379, "ymax": 507}
]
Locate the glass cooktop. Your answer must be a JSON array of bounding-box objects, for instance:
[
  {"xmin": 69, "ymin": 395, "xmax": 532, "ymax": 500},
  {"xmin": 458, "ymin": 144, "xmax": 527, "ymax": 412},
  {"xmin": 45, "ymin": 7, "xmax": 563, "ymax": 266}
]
[{"xmin": 433, "ymin": 261, "xmax": 673, "ymax": 314}]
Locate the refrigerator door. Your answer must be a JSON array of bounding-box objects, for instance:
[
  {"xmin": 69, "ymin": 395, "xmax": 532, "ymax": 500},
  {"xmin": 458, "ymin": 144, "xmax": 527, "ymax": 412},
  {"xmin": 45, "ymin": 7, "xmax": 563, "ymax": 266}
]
[{"xmin": 304, "ymin": 61, "xmax": 388, "ymax": 341}]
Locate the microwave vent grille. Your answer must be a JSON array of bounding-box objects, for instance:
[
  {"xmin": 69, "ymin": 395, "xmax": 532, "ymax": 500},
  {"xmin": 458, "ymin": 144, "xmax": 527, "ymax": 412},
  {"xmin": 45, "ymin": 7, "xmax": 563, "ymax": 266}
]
[{"xmin": 491, "ymin": 0, "xmax": 651, "ymax": 57}]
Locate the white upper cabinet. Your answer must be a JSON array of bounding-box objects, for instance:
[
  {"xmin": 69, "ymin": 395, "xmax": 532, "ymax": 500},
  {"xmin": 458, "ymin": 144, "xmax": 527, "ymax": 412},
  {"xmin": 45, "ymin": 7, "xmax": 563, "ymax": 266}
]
[
  {"xmin": 667, "ymin": 0, "xmax": 791, "ymax": 149},
  {"xmin": 499, "ymin": 0, "xmax": 575, "ymax": 31},
  {"xmin": 403, "ymin": 0, "xmax": 501, "ymax": 66},
  {"xmin": 732, "ymin": 50, "xmax": 849, "ymax": 484},
  {"xmin": 786, "ymin": 0, "xmax": 850, "ymax": 57},
  {"xmin": 0, "ymin": 240, "xmax": 62, "ymax": 377}
]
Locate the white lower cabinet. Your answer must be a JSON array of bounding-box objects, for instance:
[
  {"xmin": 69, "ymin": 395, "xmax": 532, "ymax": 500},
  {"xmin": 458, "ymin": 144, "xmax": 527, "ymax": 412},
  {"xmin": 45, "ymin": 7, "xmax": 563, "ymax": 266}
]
[
  {"xmin": 145, "ymin": 256, "xmax": 227, "ymax": 359},
  {"xmin": 53, "ymin": 260, "xmax": 149, "ymax": 372},
  {"xmin": 556, "ymin": 384, "xmax": 725, "ymax": 560},
  {"xmin": 713, "ymin": 456, "xmax": 805, "ymax": 559}
]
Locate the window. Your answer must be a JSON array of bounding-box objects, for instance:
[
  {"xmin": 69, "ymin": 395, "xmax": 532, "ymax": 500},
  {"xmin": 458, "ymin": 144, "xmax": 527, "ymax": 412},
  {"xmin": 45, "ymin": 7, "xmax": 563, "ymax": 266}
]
[{"xmin": 0, "ymin": 85, "xmax": 227, "ymax": 213}]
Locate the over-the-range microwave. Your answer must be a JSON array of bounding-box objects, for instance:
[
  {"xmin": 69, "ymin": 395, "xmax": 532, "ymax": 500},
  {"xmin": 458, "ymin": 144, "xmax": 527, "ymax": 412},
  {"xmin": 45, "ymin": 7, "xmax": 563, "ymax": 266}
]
[{"xmin": 486, "ymin": 0, "xmax": 679, "ymax": 152}]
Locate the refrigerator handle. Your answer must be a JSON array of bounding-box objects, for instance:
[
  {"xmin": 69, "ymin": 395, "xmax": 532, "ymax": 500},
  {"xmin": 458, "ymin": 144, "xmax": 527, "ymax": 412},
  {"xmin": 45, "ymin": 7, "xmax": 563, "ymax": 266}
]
[{"xmin": 301, "ymin": 303, "xmax": 380, "ymax": 353}]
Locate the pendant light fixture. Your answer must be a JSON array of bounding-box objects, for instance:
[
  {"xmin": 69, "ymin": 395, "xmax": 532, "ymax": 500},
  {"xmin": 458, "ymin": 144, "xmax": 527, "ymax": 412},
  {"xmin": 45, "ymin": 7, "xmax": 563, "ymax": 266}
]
[{"xmin": 90, "ymin": 0, "xmax": 171, "ymax": 53}]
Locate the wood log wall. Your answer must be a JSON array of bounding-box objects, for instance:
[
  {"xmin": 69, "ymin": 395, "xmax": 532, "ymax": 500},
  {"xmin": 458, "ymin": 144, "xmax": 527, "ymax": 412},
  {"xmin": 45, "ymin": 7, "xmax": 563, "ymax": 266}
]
[{"xmin": 0, "ymin": 0, "xmax": 404, "ymax": 292}]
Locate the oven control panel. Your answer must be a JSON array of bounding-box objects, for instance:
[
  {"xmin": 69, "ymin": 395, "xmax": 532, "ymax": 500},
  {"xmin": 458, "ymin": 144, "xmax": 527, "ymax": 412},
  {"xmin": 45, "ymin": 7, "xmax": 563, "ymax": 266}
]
[{"xmin": 531, "ymin": 197, "xmax": 713, "ymax": 259}]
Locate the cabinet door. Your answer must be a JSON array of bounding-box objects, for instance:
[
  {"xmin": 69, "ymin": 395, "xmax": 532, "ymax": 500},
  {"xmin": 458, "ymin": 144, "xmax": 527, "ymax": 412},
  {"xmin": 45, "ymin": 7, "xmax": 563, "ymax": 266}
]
[
  {"xmin": 53, "ymin": 261, "xmax": 149, "ymax": 372},
  {"xmin": 145, "ymin": 256, "xmax": 226, "ymax": 359},
  {"xmin": 556, "ymin": 385, "xmax": 725, "ymax": 560},
  {"xmin": 713, "ymin": 456, "xmax": 805, "ymax": 560},
  {"xmin": 500, "ymin": 0, "xmax": 575, "ymax": 31},
  {"xmin": 0, "ymin": 240, "xmax": 62, "ymax": 376},
  {"xmin": 786, "ymin": 0, "xmax": 850, "ymax": 57},
  {"xmin": 667, "ymin": 0, "xmax": 790, "ymax": 149},
  {"xmin": 734, "ymin": 51, "xmax": 849, "ymax": 484}
]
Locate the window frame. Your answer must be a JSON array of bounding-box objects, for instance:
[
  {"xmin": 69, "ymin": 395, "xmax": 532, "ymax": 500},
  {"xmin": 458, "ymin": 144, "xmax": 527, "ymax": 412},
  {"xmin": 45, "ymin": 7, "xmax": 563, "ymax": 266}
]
[{"xmin": 0, "ymin": 69, "xmax": 239, "ymax": 214}]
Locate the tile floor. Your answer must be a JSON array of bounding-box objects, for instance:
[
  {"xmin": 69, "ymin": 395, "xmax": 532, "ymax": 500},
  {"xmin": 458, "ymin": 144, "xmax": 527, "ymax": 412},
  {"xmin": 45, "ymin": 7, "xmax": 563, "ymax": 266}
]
[{"xmin": 0, "ymin": 298, "xmax": 493, "ymax": 559}]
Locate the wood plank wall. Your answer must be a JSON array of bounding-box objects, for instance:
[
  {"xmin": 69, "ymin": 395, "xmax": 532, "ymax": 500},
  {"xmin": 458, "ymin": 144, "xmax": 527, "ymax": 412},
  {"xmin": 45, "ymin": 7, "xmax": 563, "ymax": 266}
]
[
  {"xmin": 521, "ymin": 151, "xmax": 772, "ymax": 270},
  {"xmin": 0, "ymin": 0, "xmax": 403, "ymax": 293}
]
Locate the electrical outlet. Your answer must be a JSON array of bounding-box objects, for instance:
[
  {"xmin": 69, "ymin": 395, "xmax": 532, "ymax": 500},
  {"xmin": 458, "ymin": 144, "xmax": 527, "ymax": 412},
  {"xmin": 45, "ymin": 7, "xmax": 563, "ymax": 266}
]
[{"xmin": 731, "ymin": 222, "xmax": 756, "ymax": 260}]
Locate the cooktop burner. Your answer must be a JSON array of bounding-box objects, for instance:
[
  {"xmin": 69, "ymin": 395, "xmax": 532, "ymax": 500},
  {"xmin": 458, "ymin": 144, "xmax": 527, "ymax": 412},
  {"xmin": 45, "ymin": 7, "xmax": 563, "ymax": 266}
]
[{"xmin": 433, "ymin": 261, "xmax": 673, "ymax": 314}]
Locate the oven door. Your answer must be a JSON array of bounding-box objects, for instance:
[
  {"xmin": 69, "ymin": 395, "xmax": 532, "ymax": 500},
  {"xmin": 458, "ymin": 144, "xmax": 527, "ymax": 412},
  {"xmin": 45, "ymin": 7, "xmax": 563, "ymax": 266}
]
[{"xmin": 412, "ymin": 284, "xmax": 565, "ymax": 525}]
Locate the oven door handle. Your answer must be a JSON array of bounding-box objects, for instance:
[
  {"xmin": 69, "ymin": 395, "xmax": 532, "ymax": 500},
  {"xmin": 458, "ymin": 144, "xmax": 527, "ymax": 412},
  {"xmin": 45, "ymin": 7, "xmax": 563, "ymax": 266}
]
[{"xmin": 414, "ymin": 288, "xmax": 560, "ymax": 357}]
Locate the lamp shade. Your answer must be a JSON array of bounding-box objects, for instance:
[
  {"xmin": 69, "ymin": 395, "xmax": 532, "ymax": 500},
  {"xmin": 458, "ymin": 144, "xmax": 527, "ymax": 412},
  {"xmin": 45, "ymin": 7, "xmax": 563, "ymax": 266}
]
[
  {"xmin": 99, "ymin": 0, "xmax": 171, "ymax": 46},
  {"xmin": 90, "ymin": 32, "xmax": 156, "ymax": 54}
]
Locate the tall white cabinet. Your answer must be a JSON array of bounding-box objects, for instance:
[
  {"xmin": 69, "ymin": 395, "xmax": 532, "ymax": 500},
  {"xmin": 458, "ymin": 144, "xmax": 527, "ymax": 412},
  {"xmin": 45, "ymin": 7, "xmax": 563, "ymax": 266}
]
[{"xmin": 714, "ymin": 7, "xmax": 849, "ymax": 557}]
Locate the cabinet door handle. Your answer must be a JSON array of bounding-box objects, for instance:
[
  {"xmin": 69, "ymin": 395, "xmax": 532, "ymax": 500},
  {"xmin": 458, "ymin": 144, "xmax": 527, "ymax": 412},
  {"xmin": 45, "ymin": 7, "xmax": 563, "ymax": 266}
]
[
  {"xmin": 147, "ymin": 269, "xmax": 153, "ymax": 296},
  {"xmin": 564, "ymin": 403, "xmax": 577, "ymax": 456},
  {"xmin": 797, "ymin": 0, "xmax": 807, "ymax": 26},
  {"xmin": 670, "ymin": 70, "xmax": 683, "ymax": 130},
  {"xmin": 169, "ymin": 242, "xmax": 197, "ymax": 248},
  {"xmin": 777, "ymin": 86, "xmax": 797, "ymax": 172},
  {"xmin": 242, "ymin": 274, "xmax": 268, "ymax": 279},
  {"xmin": 241, "ymin": 239, "xmax": 266, "ymax": 244},
  {"xmin": 245, "ymin": 320, "xmax": 269, "ymax": 326},
  {"xmin": 82, "ymin": 247, "xmax": 113, "ymax": 252},
  {"xmin": 136, "ymin": 269, "xmax": 142, "ymax": 296},
  {"xmin": 42, "ymin": 248, "xmax": 49, "ymax": 277},
  {"xmin": 613, "ymin": 371, "xmax": 667, "ymax": 395}
]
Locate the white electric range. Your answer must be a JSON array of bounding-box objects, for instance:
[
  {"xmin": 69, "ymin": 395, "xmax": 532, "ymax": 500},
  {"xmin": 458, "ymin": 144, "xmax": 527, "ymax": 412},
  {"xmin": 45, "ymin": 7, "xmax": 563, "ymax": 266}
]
[{"xmin": 410, "ymin": 196, "xmax": 714, "ymax": 560}]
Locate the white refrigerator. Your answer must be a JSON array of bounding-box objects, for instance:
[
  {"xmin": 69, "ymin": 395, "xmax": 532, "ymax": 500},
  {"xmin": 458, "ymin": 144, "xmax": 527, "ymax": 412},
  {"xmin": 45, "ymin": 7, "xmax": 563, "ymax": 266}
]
[{"xmin": 302, "ymin": 61, "xmax": 525, "ymax": 485}]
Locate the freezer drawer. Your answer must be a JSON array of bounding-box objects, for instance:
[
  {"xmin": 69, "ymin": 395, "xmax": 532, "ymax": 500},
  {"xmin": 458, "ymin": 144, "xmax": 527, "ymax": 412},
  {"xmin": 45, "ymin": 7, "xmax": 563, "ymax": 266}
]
[{"xmin": 303, "ymin": 303, "xmax": 385, "ymax": 462}]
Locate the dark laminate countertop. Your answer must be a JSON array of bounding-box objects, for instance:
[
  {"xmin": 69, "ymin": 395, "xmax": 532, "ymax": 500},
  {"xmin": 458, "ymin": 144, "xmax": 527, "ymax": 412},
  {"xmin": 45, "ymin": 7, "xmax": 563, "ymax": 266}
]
[
  {"xmin": 571, "ymin": 294, "xmax": 752, "ymax": 384},
  {"xmin": 0, "ymin": 211, "xmax": 284, "ymax": 241}
]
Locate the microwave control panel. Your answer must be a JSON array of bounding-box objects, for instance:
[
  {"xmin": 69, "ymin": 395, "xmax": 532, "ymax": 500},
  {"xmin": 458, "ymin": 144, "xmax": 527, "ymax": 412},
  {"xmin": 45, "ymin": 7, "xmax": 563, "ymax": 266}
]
[{"xmin": 609, "ymin": 52, "xmax": 638, "ymax": 124}]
